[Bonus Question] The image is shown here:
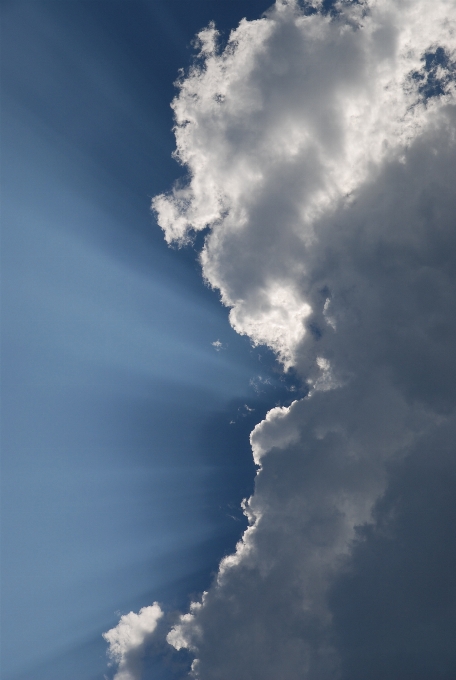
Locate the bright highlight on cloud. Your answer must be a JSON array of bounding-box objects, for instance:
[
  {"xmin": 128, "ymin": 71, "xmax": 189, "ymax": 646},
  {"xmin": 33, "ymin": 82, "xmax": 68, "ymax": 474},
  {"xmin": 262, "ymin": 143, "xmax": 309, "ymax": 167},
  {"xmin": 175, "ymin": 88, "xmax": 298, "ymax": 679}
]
[
  {"xmin": 103, "ymin": 604, "xmax": 163, "ymax": 680},
  {"xmin": 109, "ymin": 0, "xmax": 456, "ymax": 678}
]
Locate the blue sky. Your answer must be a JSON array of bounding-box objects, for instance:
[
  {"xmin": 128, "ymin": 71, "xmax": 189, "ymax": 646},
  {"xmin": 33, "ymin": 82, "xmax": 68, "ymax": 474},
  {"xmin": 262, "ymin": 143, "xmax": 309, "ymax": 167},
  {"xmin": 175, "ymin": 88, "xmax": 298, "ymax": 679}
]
[{"xmin": 1, "ymin": 2, "xmax": 283, "ymax": 678}]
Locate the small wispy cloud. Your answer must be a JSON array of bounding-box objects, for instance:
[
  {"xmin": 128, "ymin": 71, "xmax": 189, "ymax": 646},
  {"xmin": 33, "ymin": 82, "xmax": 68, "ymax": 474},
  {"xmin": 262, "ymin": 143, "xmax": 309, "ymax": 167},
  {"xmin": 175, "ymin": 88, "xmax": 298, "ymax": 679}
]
[
  {"xmin": 211, "ymin": 339, "xmax": 224, "ymax": 351},
  {"xmin": 249, "ymin": 375, "xmax": 272, "ymax": 394}
]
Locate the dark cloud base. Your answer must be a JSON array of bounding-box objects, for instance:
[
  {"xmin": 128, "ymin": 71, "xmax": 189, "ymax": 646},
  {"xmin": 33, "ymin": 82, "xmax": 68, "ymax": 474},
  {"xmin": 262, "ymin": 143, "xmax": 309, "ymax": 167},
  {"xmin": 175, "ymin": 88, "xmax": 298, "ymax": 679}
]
[{"xmin": 330, "ymin": 423, "xmax": 456, "ymax": 679}]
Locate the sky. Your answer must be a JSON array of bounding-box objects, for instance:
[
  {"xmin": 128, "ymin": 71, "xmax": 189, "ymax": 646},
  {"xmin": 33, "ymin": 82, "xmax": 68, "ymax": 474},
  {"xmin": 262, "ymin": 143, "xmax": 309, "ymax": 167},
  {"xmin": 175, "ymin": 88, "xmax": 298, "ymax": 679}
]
[{"xmin": 1, "ymin": 1, "xmax": 456, "ymax": 680}]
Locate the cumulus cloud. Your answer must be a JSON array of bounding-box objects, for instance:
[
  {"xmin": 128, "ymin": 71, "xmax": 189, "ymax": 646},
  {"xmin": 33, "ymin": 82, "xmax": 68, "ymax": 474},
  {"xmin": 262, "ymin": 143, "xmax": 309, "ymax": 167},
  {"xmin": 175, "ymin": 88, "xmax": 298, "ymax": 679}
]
[
  {"xmin": 103, "ymin": 604, "xmax": 163, "ymax": 680},
  {"xmin": 149, "ymin": 1, "xmax": 456, "ymax": 678}
]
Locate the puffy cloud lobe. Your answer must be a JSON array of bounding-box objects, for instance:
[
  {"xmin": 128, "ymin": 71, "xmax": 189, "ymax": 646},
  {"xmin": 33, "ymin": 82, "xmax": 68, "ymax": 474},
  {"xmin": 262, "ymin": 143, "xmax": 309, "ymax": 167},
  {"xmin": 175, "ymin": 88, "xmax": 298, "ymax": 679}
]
[
  {"xmin": 103, "ymin": 604, "xmax": 163, "ymax": 680},
  {"xmin": 250, "ymin": 401, "xmax": 299, "ymax": 465},
  {"xmin": 151, "ymin": 1, "xmax": 456, "ymax": 678}
]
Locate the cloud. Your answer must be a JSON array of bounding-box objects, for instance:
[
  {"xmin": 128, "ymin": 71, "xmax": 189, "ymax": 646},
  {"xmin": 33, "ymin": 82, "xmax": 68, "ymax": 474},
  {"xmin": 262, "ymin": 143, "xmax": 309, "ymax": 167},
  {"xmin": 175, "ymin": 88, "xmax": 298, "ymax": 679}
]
[
  {"xmin": 329, "ymin": 420, "xmax": 456, "ymax": 680},
  {"xmin": 149, "ymin": 1, "xmax": 456, "ymax": 678},
  {"xmin": 103, "ymin": 604, "xmax": 163, "ymax": 680}
]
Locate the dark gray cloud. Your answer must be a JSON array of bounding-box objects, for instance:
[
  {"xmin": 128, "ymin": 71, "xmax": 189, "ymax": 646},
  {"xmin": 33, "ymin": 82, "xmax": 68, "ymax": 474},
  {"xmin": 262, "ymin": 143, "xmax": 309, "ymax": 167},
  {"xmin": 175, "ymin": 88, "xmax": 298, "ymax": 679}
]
[
  {"xmin": 299, "ymin": 104, "xmax": 456, "ymax": 410},
  {"xmin": 330, "ymin": 421, "xmax": 456, "ymax": 679}
]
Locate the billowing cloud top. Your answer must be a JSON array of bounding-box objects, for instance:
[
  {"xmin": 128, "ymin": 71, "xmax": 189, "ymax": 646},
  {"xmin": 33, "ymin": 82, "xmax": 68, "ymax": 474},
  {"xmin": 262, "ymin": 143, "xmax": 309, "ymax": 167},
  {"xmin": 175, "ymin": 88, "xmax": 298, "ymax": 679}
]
[
  {"xmin": 108, "ymin": 1, "xmax": 456, "ymax": 678},
  {"xmin": 153, "ymin": 0, "xmax": 456, "ymax": 367}
]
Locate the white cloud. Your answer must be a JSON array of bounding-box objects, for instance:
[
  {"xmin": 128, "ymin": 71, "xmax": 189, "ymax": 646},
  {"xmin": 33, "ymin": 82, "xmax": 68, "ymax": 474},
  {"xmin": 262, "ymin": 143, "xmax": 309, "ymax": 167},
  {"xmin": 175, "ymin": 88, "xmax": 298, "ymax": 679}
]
[
  {"xmin": 153, "ymin": 0, "xmax": 456, "ymax": 367},
  {"xmin": 103, "ymin": 604, "xmax": 163, "ymax": 680},
  {"xmin": 151, "ymin": 0, "xmax": 456, "ymax": 678}
]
